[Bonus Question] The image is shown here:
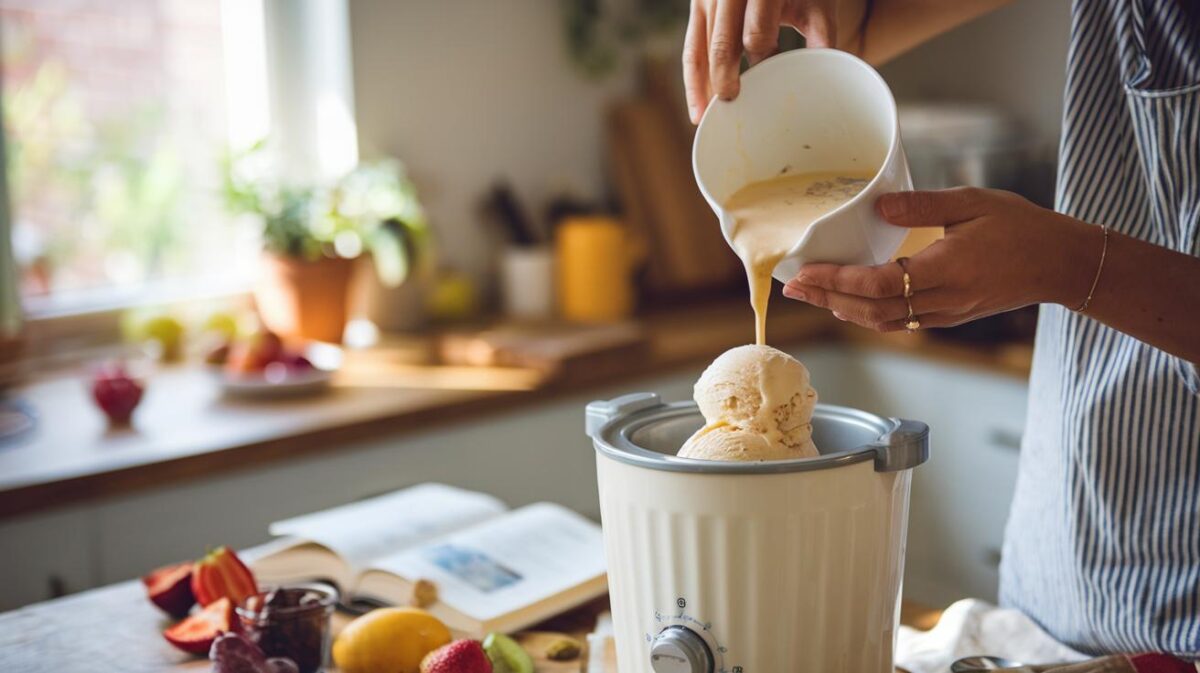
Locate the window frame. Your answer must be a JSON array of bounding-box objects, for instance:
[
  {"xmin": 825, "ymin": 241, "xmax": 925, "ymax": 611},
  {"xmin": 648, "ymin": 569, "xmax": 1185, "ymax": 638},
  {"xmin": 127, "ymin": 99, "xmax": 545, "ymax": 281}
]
[{"xmin": 0, "ymin": 0, "xmax": 359, "ymax": 375}]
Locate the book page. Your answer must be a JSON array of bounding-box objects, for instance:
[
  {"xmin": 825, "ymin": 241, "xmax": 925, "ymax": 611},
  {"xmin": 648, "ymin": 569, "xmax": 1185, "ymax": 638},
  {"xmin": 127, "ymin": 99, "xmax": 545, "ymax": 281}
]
[
  {"xmin": 368, "ymin": 503, "xmax": 606, "ymax": 622},
  {"xmin": 269, "ymin": 483, "xmax": 507, "ymax": 569},
  {"xmin": 247, "ymin": 539, "xmax": 353, "ymax": 590}
]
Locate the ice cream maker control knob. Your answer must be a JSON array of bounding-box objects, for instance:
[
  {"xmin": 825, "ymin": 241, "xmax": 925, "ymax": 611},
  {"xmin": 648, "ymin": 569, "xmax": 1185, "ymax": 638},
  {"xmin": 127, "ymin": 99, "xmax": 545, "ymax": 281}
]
[{"xmin": 649, "ymin": 626, "xmax": 714, "ymax": 673}]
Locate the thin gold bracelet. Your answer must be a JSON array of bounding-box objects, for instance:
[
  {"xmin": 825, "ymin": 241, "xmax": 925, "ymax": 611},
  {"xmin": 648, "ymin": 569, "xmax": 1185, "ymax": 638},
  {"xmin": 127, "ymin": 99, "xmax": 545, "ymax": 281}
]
[{"xmin": 1074, "ymin": 225, "xmax": 1109, "ymax": 313}]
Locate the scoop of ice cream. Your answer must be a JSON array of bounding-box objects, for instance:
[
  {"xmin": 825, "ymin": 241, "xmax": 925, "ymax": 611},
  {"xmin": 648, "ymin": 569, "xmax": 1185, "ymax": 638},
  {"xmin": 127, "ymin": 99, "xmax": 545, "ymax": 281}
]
[
  {"xmin": 679, "ymin": 345, "xmax": 819, "ymax": 461},
  {"xmin": 679, "ymin": 421, "xmax": 815, "ymax": 461}
]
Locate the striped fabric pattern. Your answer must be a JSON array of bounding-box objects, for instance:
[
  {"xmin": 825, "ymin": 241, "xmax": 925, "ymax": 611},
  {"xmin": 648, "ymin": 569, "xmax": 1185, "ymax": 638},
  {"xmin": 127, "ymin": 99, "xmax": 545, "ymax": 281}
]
[{"xmin": 999, "ymin": 0, "xmax": 1200, "ymax": 659}]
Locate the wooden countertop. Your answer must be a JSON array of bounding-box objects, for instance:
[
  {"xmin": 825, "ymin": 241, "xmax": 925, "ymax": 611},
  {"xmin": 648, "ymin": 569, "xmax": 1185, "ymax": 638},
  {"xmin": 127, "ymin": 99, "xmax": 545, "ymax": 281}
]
[
  {"xmin": 0, "ymin": 578, "xmax": 942, "ymax": 672},
  {"xmin": 0, "ymin": 298, "xmax": 1032, "ymax": 520}
]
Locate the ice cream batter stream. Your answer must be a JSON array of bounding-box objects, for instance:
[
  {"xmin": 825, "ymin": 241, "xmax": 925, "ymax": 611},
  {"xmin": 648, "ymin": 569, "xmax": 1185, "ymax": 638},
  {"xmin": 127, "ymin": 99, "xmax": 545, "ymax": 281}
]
[{"xmin": 724, "ymin": 170, "xmax": 873, "ymax": 344}]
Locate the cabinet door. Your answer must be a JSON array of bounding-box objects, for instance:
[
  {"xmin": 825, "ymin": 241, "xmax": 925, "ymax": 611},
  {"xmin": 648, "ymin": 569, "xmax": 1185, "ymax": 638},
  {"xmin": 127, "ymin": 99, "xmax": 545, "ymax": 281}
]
[
  {"xmin": 852, "ymin": 352, "xmax": 1027, "ymax": 605},
  {"xmin": 0, "ymin": 509, "xmax": 97, "ymax": 611}
]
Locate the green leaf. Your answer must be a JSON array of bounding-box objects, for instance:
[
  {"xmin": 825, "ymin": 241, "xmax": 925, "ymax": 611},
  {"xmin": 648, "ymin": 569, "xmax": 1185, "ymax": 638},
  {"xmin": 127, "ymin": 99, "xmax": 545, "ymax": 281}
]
[{"xmin": 369, "ymin": 226, "xmax": 408, "ymax": 287}]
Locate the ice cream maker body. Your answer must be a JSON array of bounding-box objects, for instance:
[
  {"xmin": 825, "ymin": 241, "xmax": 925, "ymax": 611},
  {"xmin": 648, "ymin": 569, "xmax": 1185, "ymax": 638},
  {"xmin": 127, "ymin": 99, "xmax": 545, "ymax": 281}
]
[{"xmin": 586, "ymin": 393, "xmax": 929, "ymax": 673}]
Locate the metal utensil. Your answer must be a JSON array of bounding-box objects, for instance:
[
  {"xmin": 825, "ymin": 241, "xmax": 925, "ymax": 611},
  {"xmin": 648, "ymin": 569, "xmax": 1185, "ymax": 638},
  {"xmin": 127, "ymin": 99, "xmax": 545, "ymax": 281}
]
[{"xmin": 952, "ymin": 656, "xmax": 1026, "ymax": 671}]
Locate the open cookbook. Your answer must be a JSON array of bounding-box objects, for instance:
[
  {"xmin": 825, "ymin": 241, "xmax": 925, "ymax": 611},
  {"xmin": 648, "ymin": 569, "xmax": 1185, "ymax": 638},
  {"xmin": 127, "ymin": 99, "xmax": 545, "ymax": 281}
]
[{"xmin": 251, "ymin": 483, "xmax": 607, "ymax": 636}]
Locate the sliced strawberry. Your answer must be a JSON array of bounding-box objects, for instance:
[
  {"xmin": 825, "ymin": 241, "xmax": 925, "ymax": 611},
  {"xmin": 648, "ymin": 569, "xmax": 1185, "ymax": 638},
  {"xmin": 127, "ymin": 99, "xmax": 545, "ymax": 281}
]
[
  {"xmin": 192, "ymin": 546, "xmax": 258, "ymax": 607},
  {"xmin": 142, "ymin": 561, "xmax": 195, "ymax": 618},
  {"xmin": 163, "ymin": 597, "xmax": 233, "ymax": 655}
]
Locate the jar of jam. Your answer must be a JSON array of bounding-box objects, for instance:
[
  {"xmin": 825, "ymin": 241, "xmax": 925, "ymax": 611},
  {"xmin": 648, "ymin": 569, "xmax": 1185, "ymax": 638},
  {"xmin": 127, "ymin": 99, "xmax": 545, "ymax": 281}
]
[{"xmin": 237, "ymin": 583, "xmax": 337, "ymax": 673}]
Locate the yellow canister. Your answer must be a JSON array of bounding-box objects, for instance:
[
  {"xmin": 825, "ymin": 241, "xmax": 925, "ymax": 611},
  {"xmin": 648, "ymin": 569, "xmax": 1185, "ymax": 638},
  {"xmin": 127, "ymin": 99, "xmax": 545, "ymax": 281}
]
[{"xmin": 556, "ymin": 216, "xmax": 639, "ymax": 323}]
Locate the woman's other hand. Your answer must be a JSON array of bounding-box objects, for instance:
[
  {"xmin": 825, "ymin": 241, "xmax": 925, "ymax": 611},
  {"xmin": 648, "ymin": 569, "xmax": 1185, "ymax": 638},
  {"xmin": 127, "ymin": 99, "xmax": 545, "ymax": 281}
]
[
  {"xmin": 683, "ymin": 0, "xmax": 840, "ymax": 123},
  {"xmin": 782, "ymin": 188, "xmax": 1103, "ymax": 331}
]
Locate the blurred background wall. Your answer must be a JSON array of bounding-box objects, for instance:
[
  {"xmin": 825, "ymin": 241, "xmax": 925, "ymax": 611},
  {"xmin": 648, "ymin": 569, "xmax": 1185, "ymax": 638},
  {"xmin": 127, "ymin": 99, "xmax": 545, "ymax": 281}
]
[
  {"xmin": 349, "ymin": 0, "xmax": 1072, "ymax": 282},
  {"xmin": 882, "ymin": 0, "xmax": 1072, "ymax": 150},
  {"xmin": 350, "ymin": 1, "xmax": 640, "ymax": 281}
]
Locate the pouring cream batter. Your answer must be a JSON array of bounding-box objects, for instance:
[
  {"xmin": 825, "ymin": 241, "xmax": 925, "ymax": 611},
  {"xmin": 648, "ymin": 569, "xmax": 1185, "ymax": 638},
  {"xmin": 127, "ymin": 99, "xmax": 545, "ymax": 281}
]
[{"xmin": 725, "ymin": 170, "xmax": 873, "ymax": 344}]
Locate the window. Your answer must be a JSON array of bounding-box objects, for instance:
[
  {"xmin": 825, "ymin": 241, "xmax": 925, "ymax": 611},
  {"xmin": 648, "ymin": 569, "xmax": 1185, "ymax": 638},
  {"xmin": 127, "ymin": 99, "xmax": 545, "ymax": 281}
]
[{"xmin": 1, "ymin": 0, "xmax": 268, "ymax": 317}]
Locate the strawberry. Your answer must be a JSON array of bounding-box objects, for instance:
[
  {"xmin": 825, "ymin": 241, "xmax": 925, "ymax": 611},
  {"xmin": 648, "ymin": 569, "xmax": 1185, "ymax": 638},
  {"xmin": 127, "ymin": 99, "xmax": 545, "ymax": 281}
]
[
  {"xmin": 142, "ymin": 561, "xmax": 195, "ymax": 618},
  {"xmin": 192, "ymin": 546, "xmax": 258, "ymax": 608},
  {"xmin": 163, "ymin": 597, "xmax": 233, "ymax": 655},
  {"xmin": 420, "ymin": 639, "xmax": 493, "ymax": 673}
]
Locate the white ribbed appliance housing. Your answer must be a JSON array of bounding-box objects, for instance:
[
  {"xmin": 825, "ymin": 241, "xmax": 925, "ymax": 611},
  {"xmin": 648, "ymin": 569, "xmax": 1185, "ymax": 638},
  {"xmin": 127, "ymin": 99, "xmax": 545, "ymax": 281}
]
[{"xmin": 592, "ymin": 399, "xmax": 921, "ymax": 673}]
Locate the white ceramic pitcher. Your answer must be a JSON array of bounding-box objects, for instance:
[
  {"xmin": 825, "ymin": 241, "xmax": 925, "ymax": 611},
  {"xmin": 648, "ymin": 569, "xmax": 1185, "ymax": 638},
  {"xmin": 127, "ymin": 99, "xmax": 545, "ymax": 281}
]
[{"xmin": 692, "ymin": 48, "xmax": 913, "ymax": 283}]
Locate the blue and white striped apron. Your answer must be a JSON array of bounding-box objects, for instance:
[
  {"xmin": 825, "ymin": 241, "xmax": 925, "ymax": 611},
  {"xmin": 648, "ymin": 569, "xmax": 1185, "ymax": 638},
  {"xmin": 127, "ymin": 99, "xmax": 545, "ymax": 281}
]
[{"xmin": 999, "ymin": 0, "xmax": 1200, "ymax": 658}]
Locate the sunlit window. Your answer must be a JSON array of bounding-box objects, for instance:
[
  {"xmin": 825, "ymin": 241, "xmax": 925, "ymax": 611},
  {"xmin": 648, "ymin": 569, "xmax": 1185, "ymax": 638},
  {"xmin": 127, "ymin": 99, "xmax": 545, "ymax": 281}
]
[{"xmin": 1, "ymin": 0, "xmax": 267, "ymax": 316}]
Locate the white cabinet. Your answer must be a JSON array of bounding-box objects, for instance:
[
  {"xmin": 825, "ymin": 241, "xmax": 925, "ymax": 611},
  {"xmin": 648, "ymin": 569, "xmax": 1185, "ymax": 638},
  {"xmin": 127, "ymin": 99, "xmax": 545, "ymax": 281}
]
[
  {"xmin": 829, "ymin": 351, "xmax": 1028, "ymax": 606},
  {"xmin": 0, "ymin": 508, "xmax": 98, "ymax": 607}
]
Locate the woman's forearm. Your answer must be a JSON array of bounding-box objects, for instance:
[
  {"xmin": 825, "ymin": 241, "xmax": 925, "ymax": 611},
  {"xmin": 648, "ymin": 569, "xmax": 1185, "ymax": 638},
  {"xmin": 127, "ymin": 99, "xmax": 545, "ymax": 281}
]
[
  {"xmin": 1058, "ymin": 225, "xmax": 1200, "ymax": 364},
  {"xmin": 842, "ymin": 0, "xmax": 1014, "ymax": 64}
]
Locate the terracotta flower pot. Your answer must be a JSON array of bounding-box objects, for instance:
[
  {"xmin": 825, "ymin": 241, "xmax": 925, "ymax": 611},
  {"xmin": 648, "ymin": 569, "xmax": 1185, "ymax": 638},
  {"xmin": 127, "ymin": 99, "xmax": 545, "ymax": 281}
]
[{"xmin": 255, "ymin": 253, "xmax": 356, "ymax": 343}]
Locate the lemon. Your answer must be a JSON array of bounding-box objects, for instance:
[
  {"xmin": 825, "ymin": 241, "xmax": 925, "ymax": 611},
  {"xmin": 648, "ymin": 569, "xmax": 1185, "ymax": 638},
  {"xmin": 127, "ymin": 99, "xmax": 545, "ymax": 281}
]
[
  {"xmin": 140, "ymin": 315, "xmax": 185, "ymax": 362},
  {"xmin": 333, "ymin": 607, "xmax": 451, "ymax": 673}
]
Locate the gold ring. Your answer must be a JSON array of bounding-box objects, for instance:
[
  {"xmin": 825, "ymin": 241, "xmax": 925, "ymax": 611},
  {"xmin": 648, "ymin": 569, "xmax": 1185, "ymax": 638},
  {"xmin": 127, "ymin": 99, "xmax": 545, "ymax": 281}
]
[
  {"xmin": 897, "ymin": 257, "xmax": 914, "ymax": 298},
  {"xmin": 904, "ymin": 299, "xmax": 918, "ymax": 332},
  {"xmin": 897, "ymin": 257, "xmax": 917, "ymax": 332}
]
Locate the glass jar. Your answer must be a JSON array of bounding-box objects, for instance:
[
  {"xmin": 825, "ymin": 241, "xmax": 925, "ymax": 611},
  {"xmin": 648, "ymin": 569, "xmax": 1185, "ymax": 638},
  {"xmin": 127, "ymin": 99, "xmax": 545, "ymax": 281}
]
[{"xmin": 237, "ymin": 583, "xmax": 338, "ymax": 673}]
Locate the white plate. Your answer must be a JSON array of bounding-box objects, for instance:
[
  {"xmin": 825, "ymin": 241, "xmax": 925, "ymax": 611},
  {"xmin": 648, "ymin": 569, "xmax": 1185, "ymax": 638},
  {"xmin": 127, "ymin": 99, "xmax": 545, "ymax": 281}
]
[{"xmin": 215, "ymin": 365, "xmax": 334, "ymax": 399}]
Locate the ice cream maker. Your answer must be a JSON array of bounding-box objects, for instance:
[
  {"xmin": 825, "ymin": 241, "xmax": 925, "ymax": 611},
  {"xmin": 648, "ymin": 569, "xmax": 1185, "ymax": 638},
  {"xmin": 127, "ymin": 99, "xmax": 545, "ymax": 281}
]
[{"xmin": 586, "ymin": 393, "xmax": 929, "ymax": 673}]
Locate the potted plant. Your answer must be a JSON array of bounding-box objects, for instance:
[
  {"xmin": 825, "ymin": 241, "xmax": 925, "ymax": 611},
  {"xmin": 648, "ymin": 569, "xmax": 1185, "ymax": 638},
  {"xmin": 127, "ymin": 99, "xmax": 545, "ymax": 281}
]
[{"xmin": 222, "ymin": 145, "xmax": 427, "ymax": 343}]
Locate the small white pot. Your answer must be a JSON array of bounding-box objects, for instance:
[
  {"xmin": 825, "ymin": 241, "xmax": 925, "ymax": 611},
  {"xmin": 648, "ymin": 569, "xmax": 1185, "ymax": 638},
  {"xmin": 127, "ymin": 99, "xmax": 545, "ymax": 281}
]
[{"xmin": 499, "ymin": 246, "xmax": 555, "ymax": 320}]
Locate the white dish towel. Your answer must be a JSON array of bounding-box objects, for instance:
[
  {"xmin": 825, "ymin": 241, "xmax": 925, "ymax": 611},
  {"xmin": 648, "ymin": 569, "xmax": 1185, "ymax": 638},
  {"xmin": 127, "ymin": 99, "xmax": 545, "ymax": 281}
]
[{"xmin": 896, "ymin": 598, "xmax": 1089, "ymax": 673}]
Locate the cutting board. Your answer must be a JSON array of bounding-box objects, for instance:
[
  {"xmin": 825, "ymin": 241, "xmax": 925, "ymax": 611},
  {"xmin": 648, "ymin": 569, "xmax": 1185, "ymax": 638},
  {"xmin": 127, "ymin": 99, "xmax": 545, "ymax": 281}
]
[
  {"xmin": 607, "ymin": 60, "xmax": 742, "ymax": 297},
  {"xmin": 437, "ymin": 321, "xmax": 648, "ymax": 386}
]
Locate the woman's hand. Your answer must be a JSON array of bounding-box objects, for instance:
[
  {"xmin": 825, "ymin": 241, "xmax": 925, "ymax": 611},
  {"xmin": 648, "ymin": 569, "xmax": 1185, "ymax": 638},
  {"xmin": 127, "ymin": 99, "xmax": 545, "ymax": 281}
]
[
  {"xmin": 782, "ymin": 188, "xmax": 1103, "ymax": 332},
  {"xmin": 683, "ymin": 0, "xmax": 840, "ymax": 123}
]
